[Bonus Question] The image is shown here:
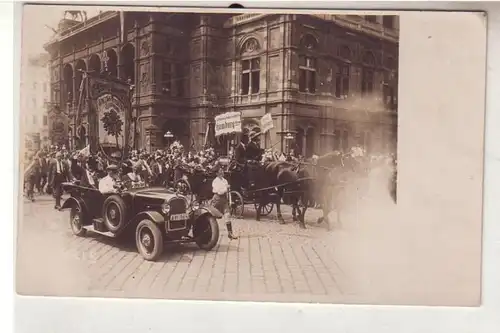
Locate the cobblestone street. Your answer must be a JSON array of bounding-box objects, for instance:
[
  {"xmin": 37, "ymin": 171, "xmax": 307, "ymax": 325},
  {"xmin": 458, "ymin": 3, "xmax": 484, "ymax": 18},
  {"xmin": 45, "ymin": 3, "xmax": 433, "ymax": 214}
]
[
  {"xmin": 16, "ymin": 194, "xmax": 348, "ymax": 303},
  {"xmin": 16, "ymin": 182, "xmax": 481, "ymax": 306}
]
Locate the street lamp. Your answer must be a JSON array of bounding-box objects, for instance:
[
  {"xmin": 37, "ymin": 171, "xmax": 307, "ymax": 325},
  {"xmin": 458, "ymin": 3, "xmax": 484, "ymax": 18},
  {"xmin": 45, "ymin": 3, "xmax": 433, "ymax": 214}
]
[
  {"xmin": 284, "ymin": 132, "xmax": 294, "ymax": 155},
  {"xmin": 164, "ymin": 131, "xmax": 174, "ymax": 139},
  {"xmin": 164, "ymin": 130, "xmax": 174, "ymax": 147}
]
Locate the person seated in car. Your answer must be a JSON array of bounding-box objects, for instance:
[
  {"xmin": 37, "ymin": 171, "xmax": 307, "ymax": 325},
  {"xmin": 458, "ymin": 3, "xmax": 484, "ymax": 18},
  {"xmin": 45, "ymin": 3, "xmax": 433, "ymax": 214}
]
[
  {"xmin": 80, "ymin": 157, "xmax": 100, "ymax": 189},
  {"xmin": 99, "ymin": 164, "xmax": 120, "ymax": 194},
  {"xmin": 124, "ymin": 162, "xmax": 146, "ymax": 189}
]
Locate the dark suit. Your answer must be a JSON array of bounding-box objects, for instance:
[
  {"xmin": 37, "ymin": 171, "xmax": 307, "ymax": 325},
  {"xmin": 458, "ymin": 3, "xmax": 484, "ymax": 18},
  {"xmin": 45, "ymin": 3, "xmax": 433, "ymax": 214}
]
[
  {"xmin": 80, "ymin": 168, "xmax": 99, "ymax": 189},
  {"xmin": 151, "ymin": 162, "xmax": 168, "ymax": 186},
  {"xmin": 48, "ymin": 159, "xmax": 69, "ymax": 208},
  {"xmin": 234, "ymin": 142, "xmax": 246, "ymax": 164},
  {"xmin": 26, "ymin": 159, "xmax": 41, "ymax": 199},
  {"xmin": 245, "ymin": 141, "xmax": 263, "ymax": 161},
  {"xmin": 38, "ymin": 157, "xmax": 49, "ymax": 193}
]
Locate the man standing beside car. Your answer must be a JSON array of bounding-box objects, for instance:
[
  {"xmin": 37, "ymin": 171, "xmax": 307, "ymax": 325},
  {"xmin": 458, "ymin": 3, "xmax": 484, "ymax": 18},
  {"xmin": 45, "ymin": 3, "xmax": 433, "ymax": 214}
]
[
  {"xmin": 48, "ymin": 152, "xmax": 69, "ymax": 210},
  {"xmin": 211, "ymin": 165, "xmax": 237, "ymax": 240}
]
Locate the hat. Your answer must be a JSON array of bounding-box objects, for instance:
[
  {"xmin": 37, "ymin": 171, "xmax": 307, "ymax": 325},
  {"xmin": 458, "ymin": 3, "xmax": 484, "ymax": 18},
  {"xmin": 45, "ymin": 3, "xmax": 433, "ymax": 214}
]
[
  {"xmin": 55, "ymin": 152, "xmax": 62, "ymax": 158},
  {"xmin": 107, "ymin": 164, "xmax": 118, "ymax": 171},
  {"xmin": 249, "ymin": 131, "xmax": 261, "ymax": 140}
]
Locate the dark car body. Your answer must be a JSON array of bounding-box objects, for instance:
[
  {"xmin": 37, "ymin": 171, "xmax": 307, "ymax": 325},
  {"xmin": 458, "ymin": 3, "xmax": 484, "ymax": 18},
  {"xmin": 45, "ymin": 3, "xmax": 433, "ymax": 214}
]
[{"xmin": 60, "ymin": 181, "xmax": 222, "ymax": 260}]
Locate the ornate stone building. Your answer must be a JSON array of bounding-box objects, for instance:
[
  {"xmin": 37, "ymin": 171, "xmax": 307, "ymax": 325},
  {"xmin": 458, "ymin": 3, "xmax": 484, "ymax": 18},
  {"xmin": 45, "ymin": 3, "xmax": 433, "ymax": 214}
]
[{"xmin": 44, "ymin": 11, "xmax": 398, "ymax": 156}]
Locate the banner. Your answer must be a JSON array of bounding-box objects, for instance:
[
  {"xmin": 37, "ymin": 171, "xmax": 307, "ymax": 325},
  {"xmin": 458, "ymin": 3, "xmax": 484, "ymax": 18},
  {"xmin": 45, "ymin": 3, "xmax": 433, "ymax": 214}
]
[
  {"xmin": 214, "ymin": 112, "xmax": 242, "ymax": 137},
  {"xmin": 260, "ymin": 113, "xmax": 274, "ymax": 133},
  {"xmin": 79, "ymin": 145, "xmax": 90, "ymax": 157}
]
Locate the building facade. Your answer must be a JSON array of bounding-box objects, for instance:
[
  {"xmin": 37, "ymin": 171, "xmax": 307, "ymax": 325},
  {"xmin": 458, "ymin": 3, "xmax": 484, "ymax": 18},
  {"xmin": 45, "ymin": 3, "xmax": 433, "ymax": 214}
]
[
  {"xmin": 21, "ymin": 53, "xmax": 51, "ymax": 153},
  {"xmin": 44, "ymin": 11, "xmax": 399, "ymax": 156}
]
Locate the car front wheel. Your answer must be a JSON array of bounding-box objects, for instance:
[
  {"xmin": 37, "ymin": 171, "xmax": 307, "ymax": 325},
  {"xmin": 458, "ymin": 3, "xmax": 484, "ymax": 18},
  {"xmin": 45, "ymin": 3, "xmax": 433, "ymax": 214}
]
[
  {"xmin": 135, "ymin": 219, "xmax": 164, "ymax": 261},
  {"xmin": 193, "ymin": 215, "xmax": 220, "ymax": 250}
]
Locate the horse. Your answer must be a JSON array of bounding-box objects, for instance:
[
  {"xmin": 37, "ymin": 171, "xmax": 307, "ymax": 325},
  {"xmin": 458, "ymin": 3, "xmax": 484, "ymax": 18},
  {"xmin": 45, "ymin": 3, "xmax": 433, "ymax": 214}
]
[{"xmin": 232, "ymin": 158, "xmax": 308, "ymax": 228}]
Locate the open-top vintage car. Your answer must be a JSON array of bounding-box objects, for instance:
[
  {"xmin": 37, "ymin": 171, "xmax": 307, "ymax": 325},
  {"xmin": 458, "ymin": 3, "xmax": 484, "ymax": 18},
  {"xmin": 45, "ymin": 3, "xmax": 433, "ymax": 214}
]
[{"xmin": 60, "ymin": 181, "xmax": 222, "ymax": 261}]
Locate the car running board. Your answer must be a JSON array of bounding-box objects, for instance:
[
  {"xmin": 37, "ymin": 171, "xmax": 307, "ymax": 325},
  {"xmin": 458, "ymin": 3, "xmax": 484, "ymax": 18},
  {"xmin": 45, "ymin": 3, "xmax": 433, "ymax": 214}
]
[{"xmin": 83, "ymin": 221, "xmax": 116, "ymax": 238}]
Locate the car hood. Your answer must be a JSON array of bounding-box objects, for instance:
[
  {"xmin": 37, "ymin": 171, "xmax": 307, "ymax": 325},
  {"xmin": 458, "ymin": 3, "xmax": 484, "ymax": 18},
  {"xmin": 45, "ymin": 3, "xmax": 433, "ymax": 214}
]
[{"xmin": 128, "ymin": 187, "xmax": 187, "ymax": 201}]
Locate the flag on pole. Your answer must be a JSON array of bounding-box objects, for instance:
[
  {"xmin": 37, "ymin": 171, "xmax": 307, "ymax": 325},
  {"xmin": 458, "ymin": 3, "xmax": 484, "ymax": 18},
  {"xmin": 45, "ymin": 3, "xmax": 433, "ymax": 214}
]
[
  {"xmin": 79, "ymin": 145, "xmax": 90, "ymax": 157},
  {"xmin": 203, "ymin": 123, "xmax": 209, "ymax": 148}
]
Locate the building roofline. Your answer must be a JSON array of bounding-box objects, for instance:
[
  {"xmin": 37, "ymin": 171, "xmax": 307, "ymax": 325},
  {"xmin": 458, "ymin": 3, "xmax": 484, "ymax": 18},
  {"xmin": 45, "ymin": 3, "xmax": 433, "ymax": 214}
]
[{"xmin": 43, "ymin": 11, "xmax": 118, "ymax": 51}]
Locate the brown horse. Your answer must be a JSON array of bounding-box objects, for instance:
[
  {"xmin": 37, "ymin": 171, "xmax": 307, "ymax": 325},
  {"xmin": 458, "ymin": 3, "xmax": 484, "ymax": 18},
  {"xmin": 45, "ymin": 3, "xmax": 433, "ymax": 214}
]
[
  {"xmin": 295, "ymin": 152, "xmax": 354, "ymax": 229},
  {"xmin": 228, "ymin": 159, "xmax": 307, "ymax": 228}
]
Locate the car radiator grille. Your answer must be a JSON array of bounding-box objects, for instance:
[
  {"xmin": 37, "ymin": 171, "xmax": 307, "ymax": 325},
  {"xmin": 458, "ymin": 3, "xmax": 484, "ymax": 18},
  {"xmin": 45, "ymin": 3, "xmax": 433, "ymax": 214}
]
[{"xmin": 168, "ymin": 197, "xmax": 188, "ymax": 231}]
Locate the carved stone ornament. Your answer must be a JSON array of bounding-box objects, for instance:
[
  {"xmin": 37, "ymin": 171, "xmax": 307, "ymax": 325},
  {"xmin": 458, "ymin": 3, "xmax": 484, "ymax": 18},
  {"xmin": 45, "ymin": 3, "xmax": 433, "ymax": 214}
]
[
  {"xmin": 302, "ymin": 34, "xmax": 318, "ymax": 50},
  {"xmin": 141, "ymin": 40, "xmax": 150, "ymax": 56},
  {"xmin": 242, "ymin": 38, "xmax": 259, "ymax": 54},
  {"xmin": 141, "ymin": 72, "xmax": 149, "ymax": 87}
]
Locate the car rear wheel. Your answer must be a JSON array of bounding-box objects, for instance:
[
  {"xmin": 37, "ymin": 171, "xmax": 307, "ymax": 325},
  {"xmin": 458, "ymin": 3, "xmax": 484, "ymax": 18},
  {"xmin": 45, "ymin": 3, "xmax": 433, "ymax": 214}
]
[
  {"xmin": 102, "ymin": 195, "xmax": 127, "ymax": 233},
  {"xmin": 70, "ymin": 206, "xmax": 86, "ymax": 237},
  {"xmin": 136, "ymin": 219, "xmax": 164, "ymax": 261},
  {"xmin": 193, "ymin": 215, "xmax": 219, "ymax": 250}
]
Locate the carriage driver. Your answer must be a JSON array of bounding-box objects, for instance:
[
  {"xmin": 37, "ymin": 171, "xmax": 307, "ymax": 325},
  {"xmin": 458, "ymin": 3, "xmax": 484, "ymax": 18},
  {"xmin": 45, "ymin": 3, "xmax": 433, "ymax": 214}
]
[
  {"xmin": 211, "ymin": 165, "xmax": 238, "ymax": 240},
  {"xmin": 98, "ymin": 164, "xmax": 120, "ymax": 194}
]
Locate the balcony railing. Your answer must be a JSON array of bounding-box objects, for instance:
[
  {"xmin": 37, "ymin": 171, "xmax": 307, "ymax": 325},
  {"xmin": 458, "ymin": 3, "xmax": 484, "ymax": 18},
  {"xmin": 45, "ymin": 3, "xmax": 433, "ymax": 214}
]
[
  {"xmin": 59, "ymin": 11, "xmax": 117, "ymax": 38},
  {"xmin": 319, "ymin": 14, "xmax": 399, "ymax": 42},
  {"xmin": 224, "ymin": 13, "xmax": 267, "ymax": 28}
]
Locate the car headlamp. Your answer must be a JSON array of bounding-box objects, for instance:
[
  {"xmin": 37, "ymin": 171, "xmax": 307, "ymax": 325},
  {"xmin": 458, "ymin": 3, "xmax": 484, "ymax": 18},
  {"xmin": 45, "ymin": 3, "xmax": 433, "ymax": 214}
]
[{"xmin": 161, "ymin": 202, "xmax": 170, "ymax": 214}]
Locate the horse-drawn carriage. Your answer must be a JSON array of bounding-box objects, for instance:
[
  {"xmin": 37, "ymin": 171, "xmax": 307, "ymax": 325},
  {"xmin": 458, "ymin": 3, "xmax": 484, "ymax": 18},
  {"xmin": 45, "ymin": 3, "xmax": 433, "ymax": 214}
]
[{"xmin": 173, "ymin": 155, "xmax": 311, "ymax": 224}]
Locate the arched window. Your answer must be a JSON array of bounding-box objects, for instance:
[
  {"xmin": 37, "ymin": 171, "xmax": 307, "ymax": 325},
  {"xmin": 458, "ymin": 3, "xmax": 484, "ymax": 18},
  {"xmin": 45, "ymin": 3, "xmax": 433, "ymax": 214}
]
[
  {"xmin": 240, "ymin": 38, "xmax": 261, "ymax": 95},
  {"xmin": 336, "ymin": 45, "xmax": 352, "ymax": 99},
  {"xmin": 299, "ymin": 35, "xmax": 318, "ymax": 93},
  {"xmin": 88, "ymin": 54, "xmax": 101, "ymax": 73}
]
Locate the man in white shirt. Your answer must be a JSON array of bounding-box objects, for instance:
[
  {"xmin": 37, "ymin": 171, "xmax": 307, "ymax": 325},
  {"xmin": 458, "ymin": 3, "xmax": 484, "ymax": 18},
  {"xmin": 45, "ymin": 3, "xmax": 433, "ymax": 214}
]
[
  {"xmin": 211, "ymin": 166, "xmax": 237, "ymax": 240},
  {"xmin": 99, "ymin": 164, "xmax": 120, "ymax": 194}
]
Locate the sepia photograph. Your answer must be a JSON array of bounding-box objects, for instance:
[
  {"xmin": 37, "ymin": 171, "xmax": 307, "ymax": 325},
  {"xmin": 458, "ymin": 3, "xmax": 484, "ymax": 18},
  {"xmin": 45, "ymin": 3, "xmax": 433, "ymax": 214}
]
[{"xmin": 16, "ymin": 5, "xmax": 485, "ymax": 307}]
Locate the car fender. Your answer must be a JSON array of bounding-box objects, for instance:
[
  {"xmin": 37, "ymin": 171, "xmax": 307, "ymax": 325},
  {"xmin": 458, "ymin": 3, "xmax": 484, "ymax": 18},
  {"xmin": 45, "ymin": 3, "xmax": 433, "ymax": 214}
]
[
  {"xmin": 61, "ymin": 196, "xmax": 88, "ymax": 216},
  {"xmin": 133, "ymin": 210, "xmax": 165, "ymax": 225},
  {"xmin": 193, "ymin": 206, "xmax": 223, "ymax": 220}
]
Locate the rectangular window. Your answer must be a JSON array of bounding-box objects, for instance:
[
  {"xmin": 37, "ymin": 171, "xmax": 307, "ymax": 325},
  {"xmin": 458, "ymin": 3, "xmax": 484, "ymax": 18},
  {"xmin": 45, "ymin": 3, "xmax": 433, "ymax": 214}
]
[
  {"xmin": 361, "ymin": 68, "xmax": 374, "ymax": 94},
  {"xmin": 176, "ymin": 64, "xmax": 184, "ymax": 97},
  {"xmin": 32, "ymin": 98, "xmax": 36, "ymax": 109},
  {"xmin": 32, "ymin": 115, "xmax": 37, "ymax": 125},
  {"xmin": 383, "ymin": 16, "xmax": 395, "ymax": 29},
  {"xmin": 299, "ymin": 56, "xmax": 316, "ymax": 93},
  {"xmin": 162, "ymin": 61, "xmax": 172, "ymax": 95},
  {"xmin": 241, "ymin": 58, "xmax": 260, "ymax": 95},
  {"xmin": 43, "ymin": 115, "xmax": 48, "ymax": 126},
  {"xmin": 335, "ymin": 64, "xmax": 350, "ymax": 98},
  {"xmin": 43, "ymin": 83, "xmax": 47, "ymax": 93}
]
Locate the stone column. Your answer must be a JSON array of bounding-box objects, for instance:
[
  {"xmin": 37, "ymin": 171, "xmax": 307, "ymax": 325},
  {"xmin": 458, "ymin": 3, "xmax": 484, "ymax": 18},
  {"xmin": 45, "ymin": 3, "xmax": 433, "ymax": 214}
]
[{"xmin": 144, "ymin": 124, "xmax": 162, "ymax": 152}]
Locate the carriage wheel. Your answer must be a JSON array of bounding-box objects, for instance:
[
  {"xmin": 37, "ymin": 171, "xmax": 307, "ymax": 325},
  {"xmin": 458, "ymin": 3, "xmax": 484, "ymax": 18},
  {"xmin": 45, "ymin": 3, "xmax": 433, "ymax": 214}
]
[
  {"xmin": 174, "ymin": 178, "xmax": 193, "ymax": 203},
  {"xmin": 229, "ymin": 191, "xmax": 244, "ymax": 218},
  {"xmin": 254, "ymin": 202, "xmax": 274, "ymax": 216}
]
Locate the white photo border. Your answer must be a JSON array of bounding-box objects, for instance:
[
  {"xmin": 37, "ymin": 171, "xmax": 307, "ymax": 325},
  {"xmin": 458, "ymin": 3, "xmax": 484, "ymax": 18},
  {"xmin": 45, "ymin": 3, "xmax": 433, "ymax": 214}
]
[{"xmin": 4, "ymin": 1, "xmax": 499, "ymax": 332}]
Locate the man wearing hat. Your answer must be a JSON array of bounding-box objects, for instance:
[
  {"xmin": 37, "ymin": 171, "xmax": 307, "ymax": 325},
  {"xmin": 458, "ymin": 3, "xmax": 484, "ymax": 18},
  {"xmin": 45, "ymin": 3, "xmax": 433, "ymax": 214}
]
[
  {"xmin": 244, "ymin": 131, "xmax": 264, "ymax": 189},
  {"xmin": 99, "ymin": 164, "xmax": 120, "ymax": 194},
  {"xmin": 234, "ymin": 136, "xmax": 247, "ymax": 164},
  {"xmin": 151, "ymin": 154, "xmax": 168, "ymax": 187},
  {"xmin": 245, "ymin": 131, "xmax": 264, "ymax": 162},
  {"xmin": 48, "ymin": 151, "xmax": 70, "ymax": 209},
  {"xmin": 211, "ymin": 164, "xmax": 237, "ymax": 240}
]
